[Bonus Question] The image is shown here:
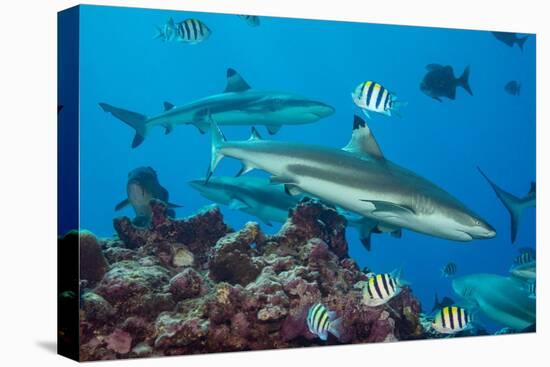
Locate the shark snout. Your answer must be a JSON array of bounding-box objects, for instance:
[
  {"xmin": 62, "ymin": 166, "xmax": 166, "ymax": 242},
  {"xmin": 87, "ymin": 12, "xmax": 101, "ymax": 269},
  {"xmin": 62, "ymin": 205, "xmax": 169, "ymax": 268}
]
[
  {"xmin": 311, "ymin": 102, "xmax": 335, "ymax": 118},
  {"xmin": 468, "ymin": 220, "xmax": 497, "ymax": 239},
  {"xmin": 188, "ymin": 179, "xmax": 207, "ymax": 190}
]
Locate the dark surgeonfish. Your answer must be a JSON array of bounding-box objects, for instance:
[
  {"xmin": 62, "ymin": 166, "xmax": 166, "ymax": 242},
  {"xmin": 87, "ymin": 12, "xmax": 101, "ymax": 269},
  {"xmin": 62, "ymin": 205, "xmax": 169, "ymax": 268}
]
[
  {"xmin": 504, "ymin": 80, "xmax": 521, "ymax": 96},
  {"xmin": 492, "ymin": 32, "xmax": 528, "ymax": 51},
  {"xmin": 431, "ymin": 293, "xmax": 455, "ymax": 312},
  {"xmin": 239, "ymin": 15, "xmax": 260, "ymax": 27},
  {"xmin": 452, "ymin": 273, "xmax": 535, "ymax": 330},
  {"xmin": 115, "ymin": 167, "xmax": 181, "ymax": 227},
  {"xmin": 154, "ymin": 18, "xmax": 211, "ymax": 44},
  {"xmin": 420, "ymin": 64, "xmax": 473, "ymax": 102},
  {"xmin": 478, "ymin": 167, "xmax": 535, "ymax": 243},
  {"xmin": 441, "ymin": 262, "xmax": 457, "ymax": 278},
  {"xmin": 100, "ymin": 68, "xmax": 334, "ymax": 148}
]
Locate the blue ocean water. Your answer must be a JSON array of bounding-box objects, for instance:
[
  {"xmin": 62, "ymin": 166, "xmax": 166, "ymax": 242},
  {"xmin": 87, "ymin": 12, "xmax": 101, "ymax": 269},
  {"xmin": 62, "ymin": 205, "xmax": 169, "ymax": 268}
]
[{"xmin": 78, "ymin": 5, "xmax": 536, "ymax": 331}]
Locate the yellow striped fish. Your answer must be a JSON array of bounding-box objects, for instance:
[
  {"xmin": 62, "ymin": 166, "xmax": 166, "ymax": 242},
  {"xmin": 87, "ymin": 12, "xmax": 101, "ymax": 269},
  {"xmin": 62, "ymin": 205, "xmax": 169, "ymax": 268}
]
[
  {"xmin": 432, "ymin": 306, "xmax": 472, "ymax": 334},
  {"xmin": 362, "ymin": 272, "xmax": 402, "ymax": 307},
  {"xmin": 306, "ymin": 303, "xmax": 342, "ymax": 341},
  {"xmin": 351, "ymin": 81, "xmax": 405, "ymax": 118}
]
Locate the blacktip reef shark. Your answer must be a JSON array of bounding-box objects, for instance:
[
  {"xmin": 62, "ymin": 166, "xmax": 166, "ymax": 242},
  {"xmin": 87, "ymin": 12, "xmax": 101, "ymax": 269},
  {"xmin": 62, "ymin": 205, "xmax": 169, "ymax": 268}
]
[
  {"xmin": 189, "ymin": 175, "xmax": 398, "ymax": 249},
  {"xmin": 99, "ymin": 68, "xmax": 334, "ymax": 148},
  {"xmin": 477, "ymin": 168, "xmax": 535, "ymax": 243},
  {"xmin": 452, "ymin": 273, "xmax": 536, "ymax": 330},
  {"xmin": 205, "ymin": 115, "xmax": 496, "ymax": 243}
]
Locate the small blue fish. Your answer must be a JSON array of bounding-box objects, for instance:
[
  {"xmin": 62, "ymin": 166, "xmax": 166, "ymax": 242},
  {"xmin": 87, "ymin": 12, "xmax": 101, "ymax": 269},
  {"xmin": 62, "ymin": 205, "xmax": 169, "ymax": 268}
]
[
  {"xmin": 505, "ymin": 81, "xmax": 521, "ymax": 96},
  {"xmin": 306, "ymin": 303, "xmax": 342, "ymax": 341}
]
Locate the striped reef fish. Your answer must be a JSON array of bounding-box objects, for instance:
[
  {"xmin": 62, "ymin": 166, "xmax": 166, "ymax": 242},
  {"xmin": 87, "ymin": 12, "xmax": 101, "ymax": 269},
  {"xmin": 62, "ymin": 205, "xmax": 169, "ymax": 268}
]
[
  {"xmin": 351, "ymin": 81, "xmax": 404, "ymax": 118},
  {"xmin": 432, "ymin": 306, "xmax": 472, "ymax": 334},
  {"xmin": 362, "ymin": 272, "xmax": 402, "ymax": 307},
  {"xmin": 441, "ymin": 262, "xmax": 458, "ymax": 277},
  {"xmin": 154, "ymin": 18, "xmax": 211, "ymax": 44},
  {"xmin": 239, "ymin": 15, "xmax": 260, "ymax": 27},
  {"xmin": 524, "ymin": 281, "xmax": 536, "ymax": 299},
  {"xmin": 510, "ymin": 248, "xmax": 536, "ymax": 280},
  {"xmin": 306, "ymin": 303, "xmax": 342, "ymax": 341},
  {"xmin": 175, "ymin": 19, "xmax": 211, "ymax": 44}
]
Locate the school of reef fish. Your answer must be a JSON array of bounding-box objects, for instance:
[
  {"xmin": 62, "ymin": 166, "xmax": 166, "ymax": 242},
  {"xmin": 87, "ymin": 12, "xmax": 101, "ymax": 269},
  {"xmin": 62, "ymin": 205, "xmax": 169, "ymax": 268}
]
[{"xmin": 59, "ymin": 13, "xmax": 536, "ymax": 360}]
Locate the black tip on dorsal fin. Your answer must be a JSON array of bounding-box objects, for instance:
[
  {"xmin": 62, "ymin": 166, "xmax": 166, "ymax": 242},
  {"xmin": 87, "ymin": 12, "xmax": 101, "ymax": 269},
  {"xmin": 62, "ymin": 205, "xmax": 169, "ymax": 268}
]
[
  {"xmin": 224, "ymin": 68, "xmax": 251, "ymax": 93},
  {"xmin": 250, "ymin": 126, "xmax": 262, "ymax": 140},
  {"xmin": 353, "ymin": 115, "xmax": 366, "ymax": 130},
  {"xmin": 227, "ymin": 68, "xmax": 237, "ymax": 77}
]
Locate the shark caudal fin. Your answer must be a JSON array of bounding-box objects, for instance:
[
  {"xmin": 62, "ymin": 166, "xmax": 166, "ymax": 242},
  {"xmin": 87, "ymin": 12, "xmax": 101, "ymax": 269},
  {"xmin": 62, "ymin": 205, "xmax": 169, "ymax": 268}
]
[
  {"xmin": 458, "ymin": 66, "xmax": 473, "ymax": 96},
  {"xmin": 99, "ymin": 103, "xmax": 148, "ymax": 148},
  {"xmin": 206, "ymin": 119, "xmax": 227, "ymax": 183},
  {"xmin": 478, "ymin": 167, "xmax": 532, "ymax": 243}
]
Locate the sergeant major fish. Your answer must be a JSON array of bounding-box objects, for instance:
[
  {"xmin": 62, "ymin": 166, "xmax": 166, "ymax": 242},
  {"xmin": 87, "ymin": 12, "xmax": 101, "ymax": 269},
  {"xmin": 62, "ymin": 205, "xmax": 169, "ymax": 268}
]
[
  {"xmin": 510, "ymin": 248, "xmax": 536, "ymax": 280},
  {"xmin": 362, "ymin": 271, "xmax": 404, "ymax": 307},
  {"xmin": 155, "ymin": 18, "xmax": 211, "ymax": 44},
  {"xmin": 306, "ymin": 303, "xmax": 342, "ymax": 341},
  {"xmin": 115, "ymin": 167, "xmax": 181, "ymax": 227},
  {"xmin": 432, "ymin": 306, "xmax": 472, "ymax": 334},
  {"xmin": 420, "ymin": 64, "xmax": 473, "ymax": 102},
  {"xmin": 441, "ymin": 262, "xmax": 457, "ymax": 278},
  {"xmin": 351, "ymin": 81, "xmax": 406, "ymax": 118}
]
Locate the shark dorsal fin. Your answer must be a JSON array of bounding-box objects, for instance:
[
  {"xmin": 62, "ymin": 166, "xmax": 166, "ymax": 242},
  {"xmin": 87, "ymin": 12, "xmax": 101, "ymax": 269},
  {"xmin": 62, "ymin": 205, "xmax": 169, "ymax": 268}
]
[
  {"xmin": 224, "ymin": 68, "xmax": 251, "ymax": 93},
  {"xmin": 342, "ymin": 115, "xmax": 384, "ymax": 160},
  {"xmin": 164, "ymin": 101, "xmax": 175, "ymax": 111},
  {"xmin": 249, "ymin": 127, "xmax": 262, "ymax": 140}
]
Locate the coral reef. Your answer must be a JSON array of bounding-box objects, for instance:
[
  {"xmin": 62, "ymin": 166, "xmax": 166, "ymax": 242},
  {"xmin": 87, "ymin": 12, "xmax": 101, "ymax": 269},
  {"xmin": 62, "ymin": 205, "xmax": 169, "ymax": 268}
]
[{"xmin": 78, "ymin": 199, "xmax": 426, "ymax": 361}]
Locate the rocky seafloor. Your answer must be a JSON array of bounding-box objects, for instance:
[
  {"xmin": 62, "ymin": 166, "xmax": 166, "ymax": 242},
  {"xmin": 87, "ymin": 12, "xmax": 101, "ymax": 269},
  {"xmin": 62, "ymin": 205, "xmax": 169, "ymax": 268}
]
[{"xmin": 72, "ymin": 199, "xmax": 428, "ymax": 361}]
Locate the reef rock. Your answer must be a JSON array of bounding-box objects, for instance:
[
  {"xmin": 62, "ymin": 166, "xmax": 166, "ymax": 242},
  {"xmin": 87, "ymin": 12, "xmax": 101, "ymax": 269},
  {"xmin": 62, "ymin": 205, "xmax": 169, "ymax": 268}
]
[
  {"xmin": 79, "ymin": 199, "xmax": 425, "ymax": 361},
  {"xmin": 169, "ymin": 268, "xmax": 207, "ymax": 301},
  {"xmin": 114, "ymin": 201, "xmax": 230, "ymax": 268},
  {"xmin": 208, "ymin": 222, "xmax": 264, "ymax": 285},
  {"xmin": 79, "ymin": 230, "xmax": 109, "ymax": 285}
]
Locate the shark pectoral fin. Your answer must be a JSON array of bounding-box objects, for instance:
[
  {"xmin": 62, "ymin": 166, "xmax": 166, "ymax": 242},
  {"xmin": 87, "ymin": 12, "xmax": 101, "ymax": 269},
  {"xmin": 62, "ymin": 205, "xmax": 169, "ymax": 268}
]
[
  {"xmin": 266, "ymin": 124, "xmax": 281, "ymax": 135},
  {"xmin": 356, "ymin": 219, "xmax": 378, "ymax": 252},
  {"xmin": 284, "ymin": 184, "xmax": 303, "ymax": 196},
  {"xmin": 361, "ymin": 200, "xmax": 416, "ymax": 216},
  {"xmin": 270, "ymin": 175, "xmax": 297, "ymax": 185},
  {"xmin": 235, "ymin": 162, "xmax": 255, "ymax": 177},
  {"xmin": 115, "ymin": 198, "xmax": 130, "ymax": 211},
  {"xmin": 228, "ymin": 198, "xmax": 249, "ymax": 211},
  {"xmin": 342, "ymin": 116, "xmax": 385, "ymax": 160},
  {"xmin": 163, "ymin": 123, "xmax": 174, "ymax": 135},
  {"xmin": 163, "ymin": 101, "xmax": 175, "ymax": 111},
  {"xmin": 224, "ymin": 68, "xmax": 251, "ymax": 93},
  {"xmin": 191, "ymin": 121, "xmax": 210, "ymax": 134},
  {"xmin": 391, "ymin": 229, "xmax": 402, "ymax": 238},
  {"xmin": 167, "ymin": 202, "xmax": 182, "ymax": 208}
]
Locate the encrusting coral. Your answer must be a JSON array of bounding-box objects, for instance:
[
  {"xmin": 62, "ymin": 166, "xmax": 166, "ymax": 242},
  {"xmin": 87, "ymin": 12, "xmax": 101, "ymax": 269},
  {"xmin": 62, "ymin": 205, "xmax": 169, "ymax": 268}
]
[{"xmin": 75, "ymin": 198, "xmax": 425, "ymax": 361}]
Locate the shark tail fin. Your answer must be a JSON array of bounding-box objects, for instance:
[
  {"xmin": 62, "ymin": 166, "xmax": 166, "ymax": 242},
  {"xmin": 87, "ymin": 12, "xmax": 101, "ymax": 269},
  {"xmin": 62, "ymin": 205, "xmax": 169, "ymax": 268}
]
[
  {"xmin": 478, "ymin": 167, "xmax": 528, "ymax": 243},
  {"xmin": 207, "ymin": 119, "xmax": 227, "ymax": 183},
  {"xmin": 99, "ymin": 103, "xmax": 148, "ymax": 148},
  {"xmin": 517, "ymin": 36, "xmax": 528, "ymax": 51},
  {"xmin": 458, "ymin": 66, "xmax": 473, "ymax": 96}
]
